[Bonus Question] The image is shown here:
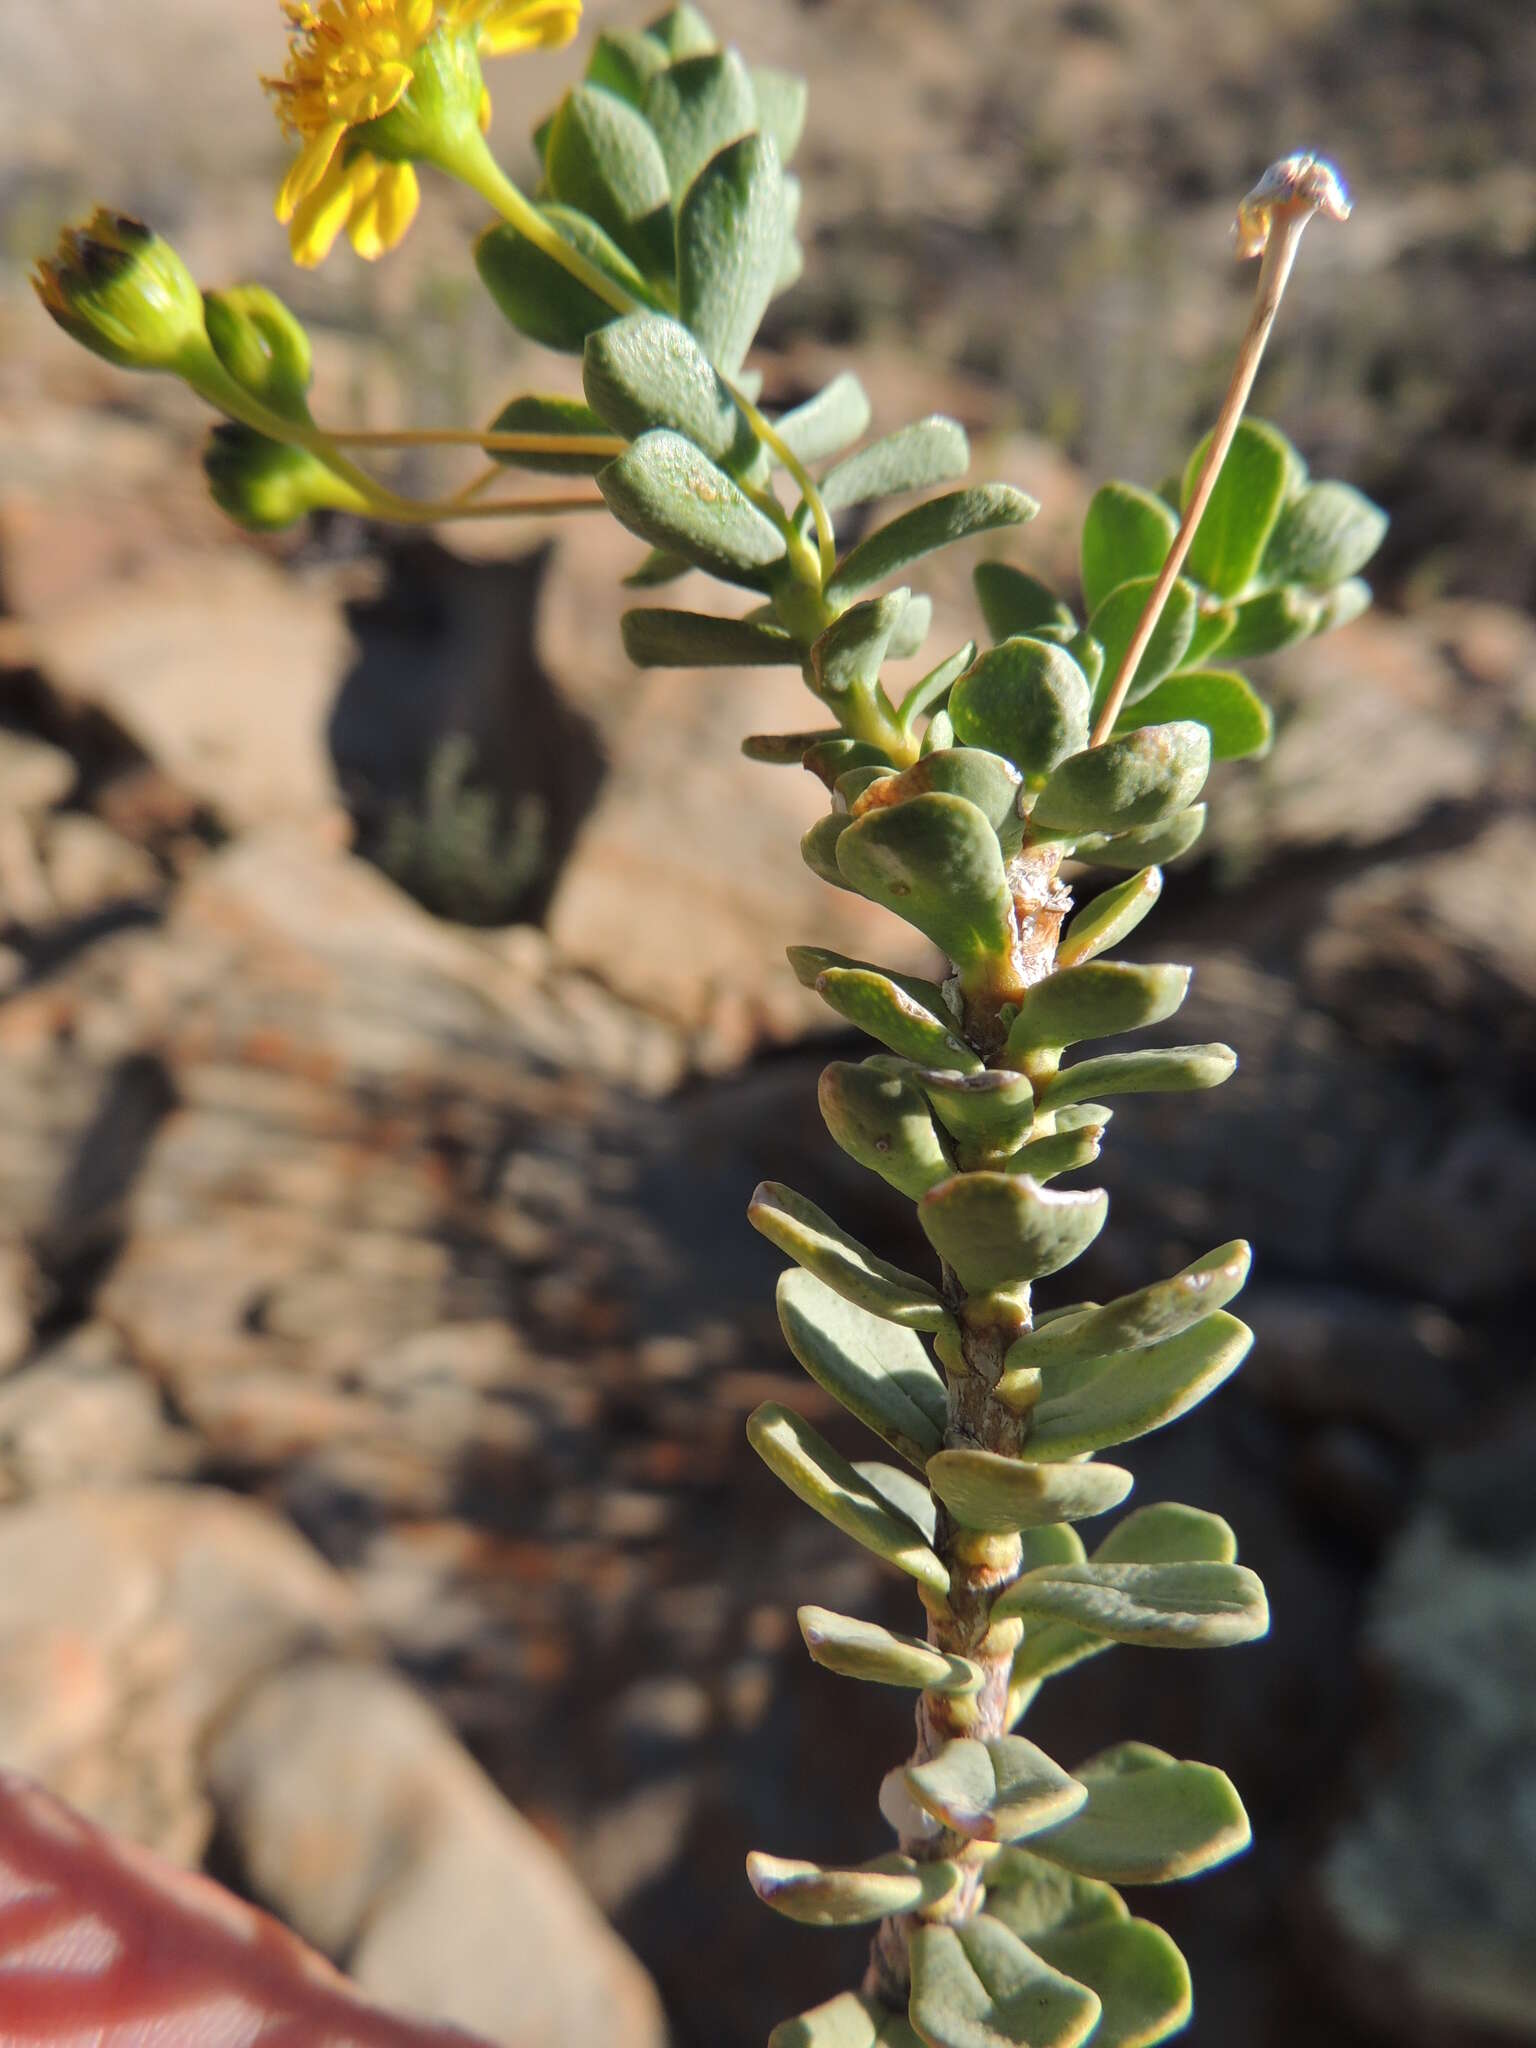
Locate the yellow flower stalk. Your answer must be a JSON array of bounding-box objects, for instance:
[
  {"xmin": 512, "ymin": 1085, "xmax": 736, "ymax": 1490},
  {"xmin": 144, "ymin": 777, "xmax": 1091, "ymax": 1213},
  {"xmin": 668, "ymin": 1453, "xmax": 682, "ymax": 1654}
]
[{"xmin": 266, "ymin": 0, "xmax": 581, "ymax": 266}]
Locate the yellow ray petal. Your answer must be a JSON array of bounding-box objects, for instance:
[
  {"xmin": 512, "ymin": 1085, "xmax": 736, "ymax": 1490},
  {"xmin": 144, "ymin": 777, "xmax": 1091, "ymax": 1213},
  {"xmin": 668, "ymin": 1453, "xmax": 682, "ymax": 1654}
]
[
  {"xmin": 479, "ymin": 0, "xmax": 581, "ymax": 56},
  {"xmin": 276, "ymin": 120, "xmax": 349, "ymax": 220},
  {"xmin": 288, "ymin": 156, "xmax": 369, "ymax": 268},
  {"xmin": 350, "ymin": 160, "xmax": 420, "ymax": 260}
]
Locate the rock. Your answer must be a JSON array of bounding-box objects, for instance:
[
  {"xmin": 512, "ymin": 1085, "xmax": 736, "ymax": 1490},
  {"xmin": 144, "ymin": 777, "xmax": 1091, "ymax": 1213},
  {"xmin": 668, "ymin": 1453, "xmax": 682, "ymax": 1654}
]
[
  {"xmin": 1306, "ymin": 814, "xmax": 1536, "ymax": 1065},
  {"xmin": 0, "ymin": 1321, "xmax": 198, "ymax": 1498},
  {"xmin": 206, "ymin": 1657, "xmax": 668, "ymax": 2048},
  {"xmin": 1319, "ymin": 1513, "xmax": 1536, "ymax": 2044},
  {"xmin": 1348, "ymin": 1114, "xmax": 1536, "ymax": 1308},
  {"xmin": 0, "ymin": 1240, "xmax": 35, "ymax": 1375},
  {"xmin": 20, "ymin": 551, "xmax": 354, "ymax": 831},
  {"xmin": 1212, "ymin": 612, "xmax": 1488, "ymax": 866},
  {"xmin": 0, "ymin": 726, "xmax": 73, "ymax": 813},
  {"xmin": 40, "ymin": 811, "xmax": 162, "ymax": 919},
  {"xmin": 0, "ymin": 1487, "xmax": 362, "ymax": 1864}
]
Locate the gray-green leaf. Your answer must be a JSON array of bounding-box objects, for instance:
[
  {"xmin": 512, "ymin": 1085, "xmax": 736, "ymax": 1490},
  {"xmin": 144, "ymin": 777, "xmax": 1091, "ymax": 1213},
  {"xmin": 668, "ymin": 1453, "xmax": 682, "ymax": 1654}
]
[
  {"xmin": 747, "ymin": 1402, "xmax": 949, "ymax": 1591},
  {"xmin": 1015, "ymin": 1313, "xmax": 1254, "ymax": 1456},
  {"xmin": 1004, "ymin": 962, "xmax": 1191, "ymax": 1057},
  {"xmin": 543, "ymin": 85, "xmax": 674, "ymax": 277},
  {"xmin": 486, "ymin": 392, "xmax": 612, "ymax": 475},
  {"xmin": 583, "ymin": 311, "xmax": 757, "ymax": 470},
  {"xmin": 644, "ymin": 49, "xmax": 757, "ymax": 200},
  {"xmin": 1031, "ymin": 723, "xmax": 1209, "ymax": 839},
  {"xmin": 819, "ymin": 1059, "xmax": 953, "ymax": 1200},
  {"xmin": 925, "ymin": 1450, "xmax": 1132, "ymax": 1532},
  {"xmin": 918, "ymin": 1173, "xmax": 1108, "ymax": 1292},
  {"xmin": 677, "ymin": 131, "xmax": 787, "ymax": 374},
  {"xmin": 909, "ymin": 1917, "xmax": 1102, "ymax": 2048},
  {"xmin": 1115, "ymin": 669, "xmax": 1271, "ymax": 762},
  {"xmin": 747, "ymin": 1850, "xmax": 962, "ymax": 1927},
  {"xmin": 818, "ymin": 417, "xmax": 971, "ymax": 514},
  {"xmin": 1081, "ymin": 483, "xmax": 1179, "ymax": 615},
  {"xmin": 1182, "ymin": 419, "xmax": 1292, "ymax": 598},
  {"xmin": 1261, "ymin": 479, "xmax": 1388, "ymax": 589},
  {"xmin": 1037, "ymin": 1043, "xmax": 1235, "ymax": 1113},
  {"xmin": 598, "ymin": 429, "xmax": 787, "ymax": 586},
  {"xmin": 828, "ymin": 487, "xmax": 1038, "ymax": 606},
  {"xmin": 949, "ymin": 638, "xmax": 1092, "ymax": 786},
  {"xmin": 1085, "ymin": 577, "xmax": 1197, "ymax": 711},
  {"xmin": 798, "ymin": 1605, "xmax": 982, "ymax": 1693},
  {"xmin": 752, "ymin": 1183, "xmax": 951, "ymax": 1334},
  {"xmin": 774, "ymin": 1266, "xmax": 948, "ymax": 1465},
  {"xmin": 1031, "ymin": 1917, "xmax": 1192, "ymax": 2048},
  {"xmin": 621, "ymin": 606, "xmax": 796, "ymax": 666},
  {"xmin": 773, "ymin": 372, "xmax": 872, "ymax": 465},
  {"xmin": 974, "ymin": 563, "xmax": 1076, "ymax": 644},
  {"xmin": 1028, "ymin": 1744, "xmax": 1251, "ymax": 1884},
  {"xmin": 994, "ymin": 1560, "xmax": 1268, "ymax": 1646},
  {"xmin": 836, "ymin": 792, "xmax": 1016, "ymax": 982},
  {"xmin": 1004, "ymin": 1240, "xmax": 1251, "ymax": 1373},
  {"xmin": 906, "ymin": 1737, "xmax": 1086, "ymax": 1844},
  {"xmin": 1056, "ymin": 869, "xmax": 1162, "ymax": 969}
]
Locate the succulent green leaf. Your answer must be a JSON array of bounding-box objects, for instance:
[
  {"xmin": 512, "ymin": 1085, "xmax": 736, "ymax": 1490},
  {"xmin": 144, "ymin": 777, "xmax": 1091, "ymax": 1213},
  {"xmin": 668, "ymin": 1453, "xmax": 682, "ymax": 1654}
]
[
  {"xmin": 774, "ymin": 1267, "xmax": 947, "ymax": 1465},
  {"xmin": 1080, "ymin": 483, "xmax": 1179, "ymax": 615},
  {"xmin": 818, "ymin": 418, "xmax": 971, "ymax": 514},
  {"xmin": 1004, "ymin": 962, "xmax": 1191, "ymax": 1058},
  {"xmin": 974, "ymin": 564, "xmax": 1076, "ymax": 644},
  {"xmin": 474, "ymin": 209, "xmax": 649, "ymax": 353},
  {"xmin": 1056, "ymin": 869, "xmax": 1162, "ymax": 969},
  {"xmin": 1084, "ymin": 576, "xmax": 1197, "ymax": 715},
  {"xmin": 743, "ymin": 729, "xmax": 839, "ymax": 763},
  {"xmin": 1031, "ymin": 1918, "xmax": 1192, "ymax": 2048},
  {"xmin": 925, "ymin": 1451, "xmax": 1133, "ymax": 1533},
  {"xmin": 899, "ymin": 644, "xmax": 976, "ymax": 731},
  {"xmin": 1019, "ymin": 1524, "xmax": 1089, "ymax": 1573},
  {"xmin": 798, "ymin": 1606, "xmax": 983, "ymax": 1693},
  {"xmin": 1070, "ymin": 806, "xmax": 1207, "ymax": 871},
  {"xmin": 906, "ymin": 1737, "xmax": 1086, "ymax": 1845},
  {"xmin": 829, "ymin": 487, "xmax": 1038, "ymax": 606},
  {"xmin": 908, "ymin": 1916, "xmax": 1102, "ymax": 2048},
  {"xmin": 909, "ymin": 1067, "xmax": 1037, "ymax": 1161},
  {"xmin": 1004, "ymin": 1241, "xmax": 1251, "ymax": 1373},
  {"xmin": 836, "ymin": 793, "xmax": 1016, "ymax": 981},
  {"xmin": 585, "ymin": 28, "xmax": 669, "ymax": 106},
  {"xmin": 854, "ymin": 750, "xmax": 1023, "ymax": 857},
  {"xmin": 770, "ymin": 1991, "xmax": 924, "ymax": 2048},
  {"xmin": 1037, "ymin": 1043, "xmax": 1235, "ymax": 1113},
  {"xmin": 889, "ymin": 594, "xmax": 935, "ymax": 661},
  {"xmin": 809, "ymin": 964, "xmax": 980, "ymax": 1072},
  {"xmin": 1008, "ymin": 1124, "xmax": 1104, "ymax": 1184},
  {"xmin": 749, "ymin": 66, "xmax": 809, "ymax": 161},
  {"xmin": 598, "ymin": 429, "xmax": 787, "ymax": 586},
  {"xmin": 1216, "ymin": 585, "xmax": 1323, "ymax": 658},
  {"xmin": 819, "ymin": 1059, "xmax": 953, "ymax": 1200},
  {"xmin": 948, "ymin": 639, "xmax": 1092, "ymax": 787},
  {"xmin": 752, "ymin": 1183, "xmax": 951, "ymax": 1334},
  {"xmin": 837, "ymin": 765, "xmax": 898, "ymax": 806},
  {"xmin": 486, "ymin": 392, "xmax": 612, "ymax": 475},
  {"xmin": 747, "ymin": 1403, "xmax": 949, "ymax": 1591},
  {"xmin": 621, "ymin": 606, "xmax": 796, "ymax": 667},
  {"xmin": 922, "ymin": 710, "xmax": 956, "ymax": 756},
  {"xmin": 1028, "ymin": 1744, "xmax": 1251, "ymax": 1884},
  {"xmin": 748, "ymin": 1850, "xmax": 962, "ymax": 1927},
  {"xmin": 801, "ymin": 813, "xmax": 857, "ymax": 891},
  {"xmin": 918, "ymin": 1174, "xmax": 1108, "ymax": 1292},
  {"xmin": 802, "ymin": 737, "xmax": 891, "ymax": 788},
  {"xmin": 677, "ymin": 131, "xmax": 787, "ymax": 374},
  {"xmin": 773, "ymin": 372, "xmax": 873, "ymax": 465},
  {"xmin": 1008, "ymin": 1505, "xmax": 1241, "ymax": 1706},
  {"xmin": 1095, "ymin": 1502, "xmax": 1239, "ymax": 1567},
  {"xmin": 583, "ymin": 311, "xmax": 757, "ymax": 470},
  {"xmin": 1182, "ymin": 602, "xmax": 1235, "ymax": 666},
  {"xmin": 1116, "ymin": 669, "xmax": 1272, "ymax": 762},
  {"xmin": 1181, "ymin": 419, "xmax": 1293, "ymax": 597},
  {"xmin": 811, "ymin": 590, "xmax": 911, "ymax": 699},
  {"xmin": 646, "ymin": 4, "xmax": 718, "ymax": 56},
  {"xmin": 1016, "ymin": 1313, "xmax": 1254, "ymax": 1456},
  {"xmin": 544, "ymin": 85, "xmax": 674, "ymax": 277},
  {"xmin": 994, "ymin": 1560, "xmax": 1268, "ymax": 1646},
  {"xmin": 857, "ymin": 1458, "xmax": 940, "ymax": 1541},
  {"xmin": 1031, "ymin": 723, "xmax": 1209, "ymax": 839},
  {"xmin": 1261, "ymin": 479, "xmax": 1388, "ymax": 588},
  {"xmin": 1311, "ymin": 576, "xmax": 1372, "ymax": 634},
  {"xmin": 644, "ymin": 49, "xmax": 757, "ymax": 200},
  {"xmin": 981, "ymin": 1849, "xmax": 1126, "ymax": 1941}
]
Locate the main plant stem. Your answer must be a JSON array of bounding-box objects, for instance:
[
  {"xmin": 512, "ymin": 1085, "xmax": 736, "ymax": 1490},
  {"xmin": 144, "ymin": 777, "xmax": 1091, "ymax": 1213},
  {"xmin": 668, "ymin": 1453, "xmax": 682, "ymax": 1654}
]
[{"xmin": 864, "ymin": 852, "xmax": 1072, "ymax": 2008}]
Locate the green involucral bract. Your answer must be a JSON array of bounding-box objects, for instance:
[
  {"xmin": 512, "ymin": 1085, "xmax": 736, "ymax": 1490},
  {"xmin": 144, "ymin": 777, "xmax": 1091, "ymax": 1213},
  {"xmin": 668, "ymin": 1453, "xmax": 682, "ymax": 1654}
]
[{"xmin": 45, "ymin": 15, "xmax": 1386, "ymax": 2040}]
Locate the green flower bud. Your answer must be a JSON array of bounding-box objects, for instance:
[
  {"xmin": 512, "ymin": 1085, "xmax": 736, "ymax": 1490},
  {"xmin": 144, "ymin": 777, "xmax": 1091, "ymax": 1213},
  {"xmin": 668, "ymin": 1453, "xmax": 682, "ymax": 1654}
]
[
  {"xmin": 33, "ymin": 210, "xmax": 207, "ymax": 373},
  {"xmin": 202, "ymin": 286, "xmax": 315, "ymax": 424},
  {"xmin": 202, "ymin": 425, "xmax": 370, "ymax": 533}
]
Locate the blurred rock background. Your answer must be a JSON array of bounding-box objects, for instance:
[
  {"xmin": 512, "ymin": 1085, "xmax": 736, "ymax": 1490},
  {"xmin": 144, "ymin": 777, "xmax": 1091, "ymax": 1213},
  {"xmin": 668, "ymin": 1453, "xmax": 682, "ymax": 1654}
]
[{"xmin": 1, "ymin": 2, "xmax": 1533, "ymax": 2044}]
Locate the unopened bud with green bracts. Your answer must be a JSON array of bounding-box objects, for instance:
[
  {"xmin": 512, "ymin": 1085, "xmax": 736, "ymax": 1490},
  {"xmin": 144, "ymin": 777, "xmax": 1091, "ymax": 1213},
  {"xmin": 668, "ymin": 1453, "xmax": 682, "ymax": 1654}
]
[
  {"xmin": 203, "ymin": 424, "xmax": 372, "ymax": 532},
  {"xmin": 33, "ymin": 209, "xmax": 207, "ymax": 374}
]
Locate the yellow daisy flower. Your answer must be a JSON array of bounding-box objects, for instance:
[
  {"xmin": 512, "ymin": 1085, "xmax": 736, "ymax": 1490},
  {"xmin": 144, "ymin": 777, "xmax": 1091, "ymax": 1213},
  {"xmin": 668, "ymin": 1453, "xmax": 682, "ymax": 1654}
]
[{"xmin": 265, "ymin": 0, "xmax": 581, "ymax": 267}]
